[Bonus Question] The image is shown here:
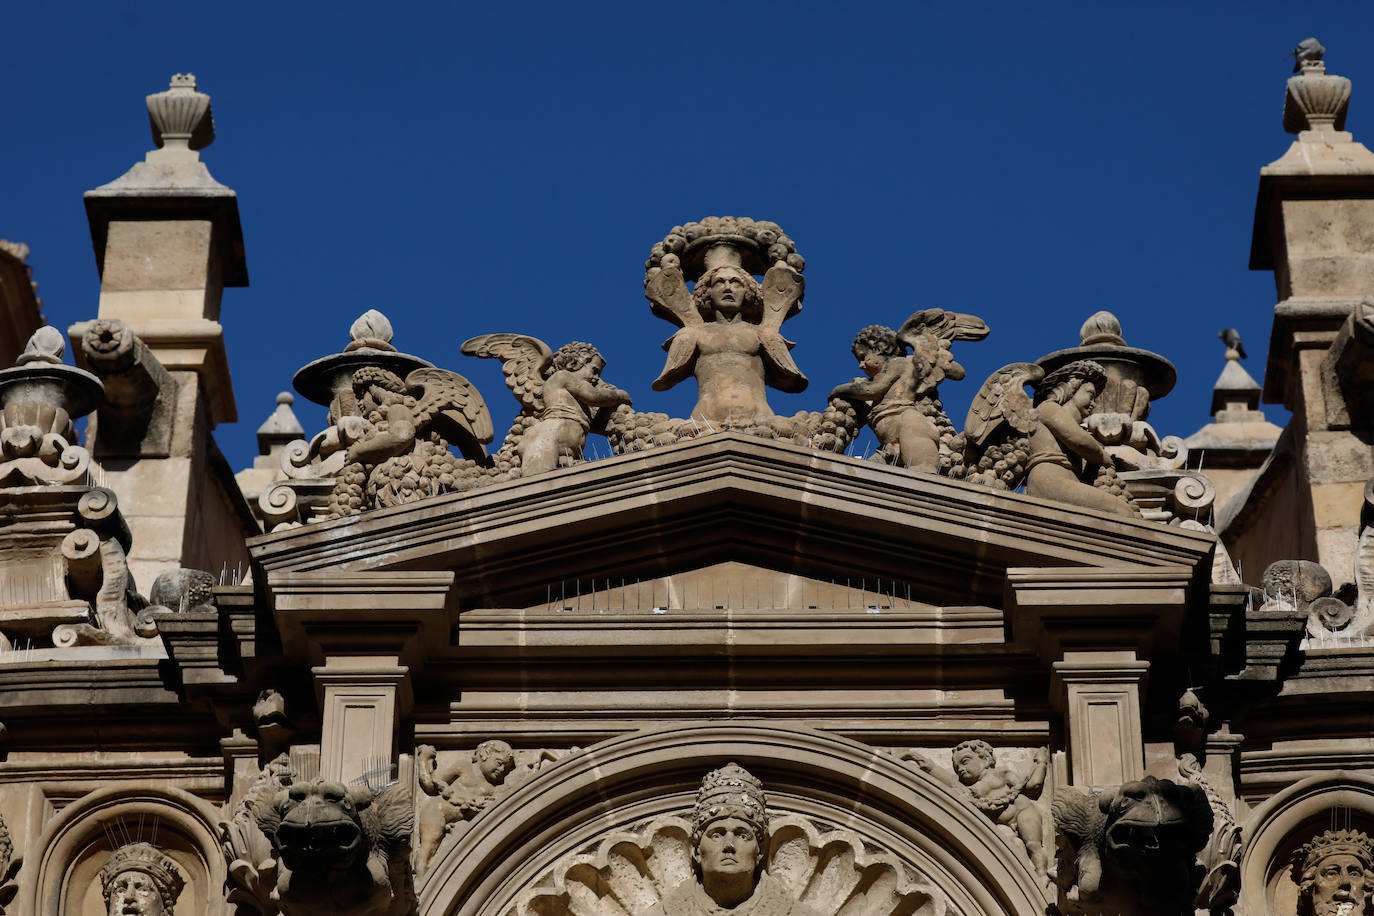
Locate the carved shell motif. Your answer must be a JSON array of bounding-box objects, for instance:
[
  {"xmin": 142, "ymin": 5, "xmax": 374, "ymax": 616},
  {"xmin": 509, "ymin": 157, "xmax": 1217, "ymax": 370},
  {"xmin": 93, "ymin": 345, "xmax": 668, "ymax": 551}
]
[{"xmin": 507, "ymin": 814, "xmax": 944, "ymax": 916}]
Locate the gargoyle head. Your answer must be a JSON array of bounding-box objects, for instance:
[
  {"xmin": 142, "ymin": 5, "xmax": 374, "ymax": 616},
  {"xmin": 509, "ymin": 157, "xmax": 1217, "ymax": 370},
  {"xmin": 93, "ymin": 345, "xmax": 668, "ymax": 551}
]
[
  {"xmin": 1053, "ymin": 776, "xmax": 1212, "ymax": 914},
  {"xmin": 1099, "ymin": 776, "xmax": 1213, "ymax": 868},
  {"xmin": 265, "ymin": 778, "xmax": 374, "ymax": 877}
]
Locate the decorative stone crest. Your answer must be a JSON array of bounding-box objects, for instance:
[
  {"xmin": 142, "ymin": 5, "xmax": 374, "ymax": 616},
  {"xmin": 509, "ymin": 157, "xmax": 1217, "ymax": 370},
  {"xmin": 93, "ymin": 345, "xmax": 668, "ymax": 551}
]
[
  {"xmin": 506, "ymin": 763, "xmax": 944, "ymax": 916},
  {"xmin": 100, "ymin": 842, "xmax": 185, "ymax": 916},
  {"xmin": 1292, "ymin": 829, "xmax": 1374, "ymax": 916}
]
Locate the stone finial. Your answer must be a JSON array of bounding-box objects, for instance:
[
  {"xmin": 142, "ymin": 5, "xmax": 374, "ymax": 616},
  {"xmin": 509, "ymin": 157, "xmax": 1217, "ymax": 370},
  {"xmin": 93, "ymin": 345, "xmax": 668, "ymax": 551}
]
[
  {"xmin": 16, "ymin": 326, "xmax": 65, "ymax": 366},
  {"xmin": 1210, "ymin": 340, "xmax": 1263, "ymax": 418},
  {"xmin": 1283, "ymin": 41, "xmax": 1351, "ymax": 135},
  {"xmin": 146, "ymin": 73, "xmax": 215, "ymax": 151},
  {"xmin": 1079, "ymin": 311, "xmax": 1127, "ymax": 347},
  {"xmin": 345, "ymin": 309, "xmax": 397, "ymax": 352},
  {"xmin": 257, "ymin": 391, "xmax": 305, "ymax": 455}
]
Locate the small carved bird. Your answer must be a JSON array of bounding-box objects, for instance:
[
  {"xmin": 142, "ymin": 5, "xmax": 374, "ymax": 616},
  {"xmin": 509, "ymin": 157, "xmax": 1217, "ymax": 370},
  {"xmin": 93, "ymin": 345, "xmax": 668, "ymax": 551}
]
[
  {"xmin": 1219, "ymin": 328, "xmax": 1247, "ymax": 360},
  {"xmin": 1290, "ymin": 37, "xmax": 1325, "ymax": 73}
]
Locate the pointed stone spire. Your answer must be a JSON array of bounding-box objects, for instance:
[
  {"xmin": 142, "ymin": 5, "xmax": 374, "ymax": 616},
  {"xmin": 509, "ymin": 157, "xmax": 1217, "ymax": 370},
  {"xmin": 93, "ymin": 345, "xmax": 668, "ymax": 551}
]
[
  {"xmin": 1185, "ymin": 335, "xmax": 1282, "ymax": 520},
  {"xmin": 1210, "ymin": 346, "xmax": 1264, "ymax": 420},
  {"xmin": 257, "ymin": 391, "xmax": 305, "ymax": 459}
]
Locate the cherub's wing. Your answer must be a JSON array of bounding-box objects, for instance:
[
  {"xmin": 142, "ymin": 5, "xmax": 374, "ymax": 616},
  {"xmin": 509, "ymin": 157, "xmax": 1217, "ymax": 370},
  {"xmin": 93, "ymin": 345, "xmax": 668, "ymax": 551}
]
[
  {"xmin": 759, "ymin": 332, "xmax": 808, "ymax": 393},
  {"xmin": 645, "ymin": 265, "xmax": 701, "ymax": 328},
  {"xmin": 405, "ymin": 367, "xmax": 494, "ymax": 462},
  {"xmin": 652, "ymin": 330, "xmax": 698, "ymax": 392},
  {"xmin": 760, "ymin": 263, "xmax": 804, "ymax": 335},
  {"xmin": 963, "ymin": 362, "xmax": 1044, "ymax": 448},
  {"xmin": 898, "ymin": 309, "xmax": 990, "ymax": 350},
  {"xmin": 460, "ymin": 333, "xmax": 555, "ymax": 414}
]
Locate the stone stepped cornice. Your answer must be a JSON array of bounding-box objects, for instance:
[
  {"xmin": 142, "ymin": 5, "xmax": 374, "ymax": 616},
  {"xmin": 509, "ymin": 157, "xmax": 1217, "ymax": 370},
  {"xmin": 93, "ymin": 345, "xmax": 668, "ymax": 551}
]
[{"xmin": 249, "ymin": 433, "xmax": 1217, "ymax": 611}]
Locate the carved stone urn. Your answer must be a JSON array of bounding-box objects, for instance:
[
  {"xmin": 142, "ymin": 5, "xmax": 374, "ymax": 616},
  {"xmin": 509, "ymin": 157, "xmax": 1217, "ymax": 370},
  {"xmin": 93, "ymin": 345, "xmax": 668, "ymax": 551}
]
[{"xmin": 1284, "ymin": 60, "xmax": 1351, "ymax": 135}]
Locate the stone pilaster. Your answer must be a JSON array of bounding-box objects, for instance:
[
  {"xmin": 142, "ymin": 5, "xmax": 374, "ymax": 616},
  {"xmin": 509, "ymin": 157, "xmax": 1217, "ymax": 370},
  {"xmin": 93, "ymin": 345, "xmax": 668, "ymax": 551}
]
[
  {"xmin": 314, "ymin": 657, "xmax": 413, "ymax": 785},
  {"xmin": 1051, "ymin": 650, "xmax": 1149, "ymax": 790}
]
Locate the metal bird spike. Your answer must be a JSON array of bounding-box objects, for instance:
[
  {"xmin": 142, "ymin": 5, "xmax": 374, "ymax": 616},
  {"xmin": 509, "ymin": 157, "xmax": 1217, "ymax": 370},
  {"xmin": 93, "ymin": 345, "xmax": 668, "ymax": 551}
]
[
  {"xmin": 1290, "ymin": 37, "xmax": 1325, "ymax": 73},
  {"xmin": 1218, "ymin": 328, "xmax": 1247, "ymax": 360}
]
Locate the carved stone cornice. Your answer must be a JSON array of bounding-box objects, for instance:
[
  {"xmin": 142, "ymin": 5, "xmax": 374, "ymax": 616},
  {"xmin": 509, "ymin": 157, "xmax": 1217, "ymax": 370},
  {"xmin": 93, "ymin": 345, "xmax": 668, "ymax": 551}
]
[{"xmin": 249, "ymin": 434, "xmax": 1216, "ymax": 608}]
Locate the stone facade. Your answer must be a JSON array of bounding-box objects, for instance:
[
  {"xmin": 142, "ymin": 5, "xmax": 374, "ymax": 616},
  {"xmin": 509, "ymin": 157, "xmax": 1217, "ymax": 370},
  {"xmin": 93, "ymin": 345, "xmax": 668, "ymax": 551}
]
[{"xmin": 2, "ymin": 47, "xmax": 1374, "ymax": 916}]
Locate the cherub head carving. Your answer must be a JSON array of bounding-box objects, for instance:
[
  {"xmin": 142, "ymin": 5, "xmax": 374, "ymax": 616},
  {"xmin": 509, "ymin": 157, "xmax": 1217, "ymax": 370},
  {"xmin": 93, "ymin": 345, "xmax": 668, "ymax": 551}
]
[
  {"xmin": 1034, "ymin": 359, "xmax": 1108, "ymax": 409},
  {"xmin": 100, "ymin": 843, "xmax": 185, "ymax": 916},
  {"xmin": 691, "ymin": 763, "xmax": 769, "ymax": 908},
  {"xmin": 692, "ymin": 266, "xmax": 764, "ymax": 323},
  {"xmin": 475, "ymin": 739, "xmax": 516, "ymax": 786},
  {"xmin": 1293, "ymin": 829, "xmax": 1374, "ymax": 916},
  {"xmin": 951, "ymin": 739, "xmax": 996, "ymax": 786},
  {"xmin": 551, "ymin": 342, "xmax": 603, "ymax": 374}
]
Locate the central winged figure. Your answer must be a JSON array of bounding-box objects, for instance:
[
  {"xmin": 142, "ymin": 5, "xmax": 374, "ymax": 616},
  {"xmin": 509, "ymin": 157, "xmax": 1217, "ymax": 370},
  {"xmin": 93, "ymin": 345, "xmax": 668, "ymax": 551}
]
[
  {"xmin": 644, "ymin": 217, "xmax": 808, "ymax": 426},
  {"xmin": 462, "ymin": 334, "xmax": 632, "ymax": 476}
]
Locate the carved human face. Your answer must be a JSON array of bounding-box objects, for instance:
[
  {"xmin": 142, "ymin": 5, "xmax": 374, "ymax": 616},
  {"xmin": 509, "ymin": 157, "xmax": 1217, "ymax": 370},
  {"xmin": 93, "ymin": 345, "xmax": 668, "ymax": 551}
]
[
  {"xmin": 706, "ymin": 269, "xmax": 750, "ymax": 317},
  {"xmin": 1308, "ymin": 853, "xmax": 1372, "ymax": 916},
  {"xmin": 575, "ymin": 356, "xmax": 606, "ymax": 382},
  {"xmin": 854, "ymin": 346, "xmax": 885, "ymax": 379},
  {"xmin": 953, "ymin": 749, "xmax": 988, "ymax": 785},
  {"xmin": 478, "ymin": 750, "xmax": 515, "ymax": 785},
  {"xmin": 106, "ymin": 870, "xmax": 164, "ymax": 916},
  {"xmin": 1069, "ymin": 381, "xmax": 1097, "ymax": 415},
  {"xmin": 698, "ymin": 817, "xmax": 760, "ymax": 880}
]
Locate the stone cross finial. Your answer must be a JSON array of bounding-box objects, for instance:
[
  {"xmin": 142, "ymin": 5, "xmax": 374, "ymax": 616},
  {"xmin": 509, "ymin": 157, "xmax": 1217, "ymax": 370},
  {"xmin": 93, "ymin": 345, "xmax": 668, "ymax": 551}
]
[{"xmin": 146, "ymin": 73, "xmax": 215, "ymax": 151}]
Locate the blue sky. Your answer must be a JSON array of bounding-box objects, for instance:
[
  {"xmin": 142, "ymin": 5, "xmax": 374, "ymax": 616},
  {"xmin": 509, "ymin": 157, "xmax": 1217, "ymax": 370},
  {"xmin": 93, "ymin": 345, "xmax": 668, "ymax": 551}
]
[{"xmin": 9, "ymin": 3, "xmax": 1374, "ymax": 470}]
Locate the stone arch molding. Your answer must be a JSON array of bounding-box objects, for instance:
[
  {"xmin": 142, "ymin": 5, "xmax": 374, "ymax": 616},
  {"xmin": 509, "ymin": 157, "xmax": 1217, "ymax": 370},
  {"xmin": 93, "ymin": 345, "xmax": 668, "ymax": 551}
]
[
  {"xmin": 1240, "ymin": 771, "xmax": 1374, "ymax": 916},
  {"xmin": 420, "ymin": 722, "xmax": 1048, "ymax": 916},
  {"xmin": 28, "ymin": 784, "xmax": 227, "ymax": 916}
]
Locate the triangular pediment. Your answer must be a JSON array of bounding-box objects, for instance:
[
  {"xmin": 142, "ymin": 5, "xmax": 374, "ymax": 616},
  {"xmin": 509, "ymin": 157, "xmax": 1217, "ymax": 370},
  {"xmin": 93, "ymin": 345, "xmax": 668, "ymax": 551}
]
[{"xmin": 249, "ymin": 433, "xmax": 1214, "ymax": 608}]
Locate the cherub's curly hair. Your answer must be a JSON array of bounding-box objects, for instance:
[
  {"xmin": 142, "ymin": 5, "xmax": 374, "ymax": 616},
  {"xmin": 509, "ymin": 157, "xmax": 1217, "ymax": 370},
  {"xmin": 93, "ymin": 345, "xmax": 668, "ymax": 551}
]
[
  {"xmin": 952, "ymin": 739, "xmax": 996, "ymax": 765},
  {"xmin": 691, "ymin": 265, "xmax": 764, "ymax": 322},
  {"xmin": 552, "ymin": 341, "xmax": 603, "ymax": 372},
  {"xmin": 1034, "ymin": 359, "xmax": 1107, "ymax": 406},
  {"xmin": 851, "ymin": 325, "xmax": 902, "ymax": 360}
]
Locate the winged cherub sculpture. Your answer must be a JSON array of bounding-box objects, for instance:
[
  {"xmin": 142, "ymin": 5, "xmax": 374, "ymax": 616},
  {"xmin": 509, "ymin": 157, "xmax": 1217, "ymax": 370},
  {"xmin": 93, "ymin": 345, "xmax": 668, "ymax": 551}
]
[
  {"xmin": 645, "ymin": 217, "xmax": 807, "ymax": 426},
  {"xmin": 829, "ymin": 309, "xmax": 988, "ymax": 473},
  {"xmin": 964, "ymin": 360, "xmax": 1137, "ymax": 517},
  {"xmin": 326, "ymin": 364, "xmax": 493, "ymax": 516},
  {"xmin": 461, "ymin": 334, "xmax": 632, "ymax": 476}
]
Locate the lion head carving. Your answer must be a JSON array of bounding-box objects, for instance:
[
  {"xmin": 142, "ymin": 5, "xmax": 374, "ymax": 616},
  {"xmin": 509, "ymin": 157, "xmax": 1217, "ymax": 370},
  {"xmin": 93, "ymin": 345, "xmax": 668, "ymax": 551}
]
[
  {"xmin": 1051, "ymin": 776, "xmax": 1213, "ymax": 916},
  {"xmin": 255, "ymin": 777, "xmax": 415, "ymax": 916}
]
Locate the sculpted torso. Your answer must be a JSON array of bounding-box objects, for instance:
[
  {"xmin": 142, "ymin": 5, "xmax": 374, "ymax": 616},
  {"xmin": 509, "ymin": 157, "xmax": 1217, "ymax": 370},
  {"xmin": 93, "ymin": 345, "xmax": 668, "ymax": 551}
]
[{"xmin": 684, "ymin": 319, "xmax": 771, "ymax": 421}]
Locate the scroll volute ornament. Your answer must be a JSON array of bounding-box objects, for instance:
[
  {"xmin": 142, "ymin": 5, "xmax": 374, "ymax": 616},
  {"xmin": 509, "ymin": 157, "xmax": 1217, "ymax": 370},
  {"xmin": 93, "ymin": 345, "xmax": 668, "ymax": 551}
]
[
  {"xmin": 1285, "ymin": 60, "xmax": 1351, "ymax": 135},
  {"xmin": 146, "ymin": 73, "xmax": 215, "ymax": 151}
]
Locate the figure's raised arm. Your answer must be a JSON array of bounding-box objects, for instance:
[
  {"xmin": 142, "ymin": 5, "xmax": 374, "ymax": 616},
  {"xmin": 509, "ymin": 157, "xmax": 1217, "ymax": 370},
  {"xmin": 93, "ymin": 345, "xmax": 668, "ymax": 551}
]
[{"xmin": 830, "ymin": 360, "xmax": 902, "ymax": 403}]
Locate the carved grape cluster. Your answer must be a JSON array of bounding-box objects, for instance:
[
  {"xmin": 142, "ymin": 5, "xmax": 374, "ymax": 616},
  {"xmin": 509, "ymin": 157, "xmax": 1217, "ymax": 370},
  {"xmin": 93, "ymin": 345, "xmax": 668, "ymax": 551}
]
[
  {"xmin": 964, "ymin": 436, "xmax": 1031, "ymax": 490},
  {"xmin": 645, "ymin": 216, "xmax": 804, "ymax": 280}
]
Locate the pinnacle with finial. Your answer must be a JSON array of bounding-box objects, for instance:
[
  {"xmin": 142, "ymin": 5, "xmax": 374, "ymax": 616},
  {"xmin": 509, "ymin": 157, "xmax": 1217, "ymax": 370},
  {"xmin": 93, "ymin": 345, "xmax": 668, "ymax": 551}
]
[{"xmin": 146, "ymin": 73, "xmax": 215, "ymax": 151}]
